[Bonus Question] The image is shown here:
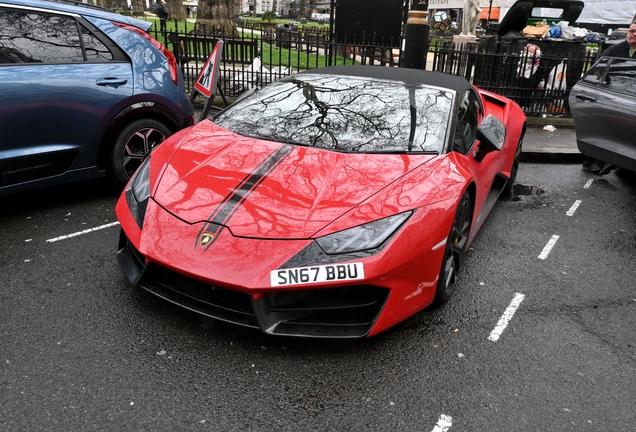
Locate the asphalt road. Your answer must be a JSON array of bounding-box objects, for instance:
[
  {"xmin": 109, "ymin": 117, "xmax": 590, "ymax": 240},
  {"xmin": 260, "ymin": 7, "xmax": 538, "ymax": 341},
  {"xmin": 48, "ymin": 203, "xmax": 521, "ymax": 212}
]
[{"xmin": 1, "ymin": 163, "xmax": 635, "ymax": 431}]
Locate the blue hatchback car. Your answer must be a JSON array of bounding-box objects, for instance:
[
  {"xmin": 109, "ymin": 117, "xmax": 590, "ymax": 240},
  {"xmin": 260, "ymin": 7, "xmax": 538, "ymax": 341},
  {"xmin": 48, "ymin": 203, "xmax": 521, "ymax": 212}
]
[{"xmin": 0, "ymin": 0, "xmax": 194, "ymax": 195}]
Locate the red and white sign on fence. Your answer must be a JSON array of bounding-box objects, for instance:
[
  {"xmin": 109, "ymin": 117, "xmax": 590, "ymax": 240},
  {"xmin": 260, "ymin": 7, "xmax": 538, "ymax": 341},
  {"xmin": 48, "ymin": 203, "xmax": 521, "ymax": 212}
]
[
  {"xmin": 191, "ymin": 40, "xmax": 224, "ymax": 122},
  {"xmin": 195, "ymin": 40, "xmax": 224, "ymax": 98}
]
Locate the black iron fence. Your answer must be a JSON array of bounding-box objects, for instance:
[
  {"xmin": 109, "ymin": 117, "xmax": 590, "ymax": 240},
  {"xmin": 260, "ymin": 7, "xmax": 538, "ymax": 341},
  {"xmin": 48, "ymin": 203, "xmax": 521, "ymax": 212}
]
[
  {"xmin": 151, "ymin": 21, "xmax": 399, "ymax": 103},
  {"xmin": 431, "ymin": 41, "xmax": 598, "ymax": 117},
  {"xmin": 149, "ymin": 18, "xmax": 597, "ymax": 117}
]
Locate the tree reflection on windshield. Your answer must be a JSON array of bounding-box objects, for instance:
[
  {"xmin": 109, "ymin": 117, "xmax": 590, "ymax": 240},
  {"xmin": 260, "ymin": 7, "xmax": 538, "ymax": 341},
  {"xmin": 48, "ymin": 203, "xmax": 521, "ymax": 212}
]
[{"xmin": 214, "ymin": 74, "xmax": 453, "ymax": 153}]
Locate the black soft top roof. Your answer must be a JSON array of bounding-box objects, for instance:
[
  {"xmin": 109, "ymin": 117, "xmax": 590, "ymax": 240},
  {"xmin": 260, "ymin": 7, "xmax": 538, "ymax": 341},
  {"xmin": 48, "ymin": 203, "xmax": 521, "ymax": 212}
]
[{"xmin": 294, "ymin": 65, "xmax": 471, "ymax": 95}]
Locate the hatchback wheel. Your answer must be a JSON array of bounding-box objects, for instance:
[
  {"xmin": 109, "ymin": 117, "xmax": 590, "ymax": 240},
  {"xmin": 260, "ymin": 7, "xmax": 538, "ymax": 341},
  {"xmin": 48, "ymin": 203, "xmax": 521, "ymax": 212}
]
[{"xmin": 111, "ymin": 119, "xmax": 171, "ymax": 187}]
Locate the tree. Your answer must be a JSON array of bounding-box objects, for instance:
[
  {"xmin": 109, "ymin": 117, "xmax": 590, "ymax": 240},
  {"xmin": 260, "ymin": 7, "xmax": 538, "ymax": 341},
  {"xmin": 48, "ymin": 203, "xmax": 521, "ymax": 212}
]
[
  {"xmin": 132, "ymin": 0, "xmax": 144, "ymax": 15},
  {"xmin": 196, "ymin": 0, "xmax": 238, "ymax": 34},
  {"xmin": 262, "ymin": 10, "xmax": 276, "ymax": 22},
  {"xmin": 166, "ymin": 0, "xmax": 187, "ymax": 21}
]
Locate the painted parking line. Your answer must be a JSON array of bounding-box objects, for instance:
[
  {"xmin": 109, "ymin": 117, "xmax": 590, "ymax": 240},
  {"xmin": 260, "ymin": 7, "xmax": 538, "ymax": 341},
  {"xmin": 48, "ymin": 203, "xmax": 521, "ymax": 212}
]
[
  {"xmin": 566, "ymin": 200, "xmax": 582, "ymax": 216},
  {"xmin": 488, "ymin": 293, "xmax": 526, "ymax": 342},
  {"xmin": 584, "ymin": 179, "xmax": 594, "ymax": 189},
  {"xmin": 46, "ymin": 221, "xmax": 120, "ymax": 243},
  {"xmin": 538, "ymin": 234, "xmax": 560, "ymax": 260},
  {"xmin": 431, "ymin": 414, "xmax": 453, "ymax": 432}
]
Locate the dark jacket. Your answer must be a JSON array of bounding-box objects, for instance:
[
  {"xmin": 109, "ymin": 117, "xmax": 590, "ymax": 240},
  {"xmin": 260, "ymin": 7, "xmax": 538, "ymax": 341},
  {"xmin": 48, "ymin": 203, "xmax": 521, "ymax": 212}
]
[
  {"xmin": 156, "ymin": 5, "xmax": 168, "ymax": 20},
  {"xmin": 601, "ymin": 40, "xmax": 635, "ymax": 59}
]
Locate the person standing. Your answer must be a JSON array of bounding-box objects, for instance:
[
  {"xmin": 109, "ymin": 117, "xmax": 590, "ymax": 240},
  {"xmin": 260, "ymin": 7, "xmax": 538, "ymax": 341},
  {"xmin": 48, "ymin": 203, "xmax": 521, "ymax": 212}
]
[
  {"xmin": 582, "ymin": 21, "xmax": 636, "ymax": 174},
  {"xmin": 156, "ymin": 1, "xmax": 168, "ymax": 34},
  {"xmin": 602, "ymin": 21, "xmax": 636, "ymax": 58}
]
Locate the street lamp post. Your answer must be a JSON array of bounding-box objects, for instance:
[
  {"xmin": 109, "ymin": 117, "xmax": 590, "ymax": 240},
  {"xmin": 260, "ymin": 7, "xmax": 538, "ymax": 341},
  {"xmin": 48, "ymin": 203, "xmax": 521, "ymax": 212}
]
[{"xmin": 402, "ymin": 0, "xmax": 429, "ymax": 70}]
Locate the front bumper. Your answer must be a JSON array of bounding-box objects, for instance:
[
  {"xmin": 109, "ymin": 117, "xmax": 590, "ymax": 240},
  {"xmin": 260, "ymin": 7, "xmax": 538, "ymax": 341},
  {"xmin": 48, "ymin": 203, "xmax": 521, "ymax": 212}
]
[{"xmin": 117, "ymin": 230, "xmax": 390, "ymax": 338}]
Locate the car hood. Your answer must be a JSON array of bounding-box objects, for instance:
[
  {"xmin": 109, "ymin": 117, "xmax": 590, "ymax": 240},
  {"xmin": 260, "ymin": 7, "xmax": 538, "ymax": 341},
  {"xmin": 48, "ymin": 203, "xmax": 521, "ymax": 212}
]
[{"xmin": 152, "ymin": 121, "xmax": 436, "ymax": 239}]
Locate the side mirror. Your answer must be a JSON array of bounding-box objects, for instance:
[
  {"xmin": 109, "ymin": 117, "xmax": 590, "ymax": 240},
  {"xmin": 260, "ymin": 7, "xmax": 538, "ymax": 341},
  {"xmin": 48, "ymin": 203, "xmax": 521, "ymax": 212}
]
[{"xmin": 474, "ymin": 114, "xmax": 506, "ymax": 162}]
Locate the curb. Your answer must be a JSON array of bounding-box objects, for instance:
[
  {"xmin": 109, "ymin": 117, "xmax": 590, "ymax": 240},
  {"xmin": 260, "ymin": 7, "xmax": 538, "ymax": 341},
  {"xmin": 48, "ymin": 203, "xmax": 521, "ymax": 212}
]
[
  {"xmin": 526, "ymin": 116, "xmax": 575, "ymax": 129},
  {"xmin": 521, "ymin": 151, "xmax": 585, "ymax": 164}
]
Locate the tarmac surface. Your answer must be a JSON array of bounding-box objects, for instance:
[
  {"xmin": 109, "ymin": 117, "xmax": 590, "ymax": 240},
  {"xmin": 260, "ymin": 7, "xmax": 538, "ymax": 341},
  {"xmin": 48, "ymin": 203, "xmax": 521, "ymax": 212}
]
[{"xmin": 522, "ymin": 121, "xmax": 582, "ymax": 163}]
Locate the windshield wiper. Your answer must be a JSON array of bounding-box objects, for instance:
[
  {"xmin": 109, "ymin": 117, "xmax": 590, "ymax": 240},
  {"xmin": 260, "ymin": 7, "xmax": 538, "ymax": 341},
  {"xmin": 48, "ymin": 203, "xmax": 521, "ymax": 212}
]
[
  {"xmin": 241, "ymin": 134, "xmax": 309, "ymax": 147},
  {"xmin": 365, "ymin": 150, "xmax": 439, "ymax": 154},
  {"xmin": 280, "ymin": 137, "xmax": 310, "ymax": 147}
]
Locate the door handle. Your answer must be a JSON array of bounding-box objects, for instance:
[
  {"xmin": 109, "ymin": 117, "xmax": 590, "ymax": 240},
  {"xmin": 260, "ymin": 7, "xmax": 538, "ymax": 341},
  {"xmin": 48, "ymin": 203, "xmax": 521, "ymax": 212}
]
[
  {"xmin": 96, "ymin": 77, "xmax": 128, "ymax": 88},
  {"xmin": 574, "ymin": 94, "xmax": 597, "ymax": 102}
]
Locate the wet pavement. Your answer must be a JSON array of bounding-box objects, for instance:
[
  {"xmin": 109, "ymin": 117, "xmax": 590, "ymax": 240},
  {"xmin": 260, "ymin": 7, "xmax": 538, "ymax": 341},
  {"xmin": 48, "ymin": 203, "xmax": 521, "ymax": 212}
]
[{"xmin": 522, "ymin": 123, "xmax": 582, "ymax": 163}]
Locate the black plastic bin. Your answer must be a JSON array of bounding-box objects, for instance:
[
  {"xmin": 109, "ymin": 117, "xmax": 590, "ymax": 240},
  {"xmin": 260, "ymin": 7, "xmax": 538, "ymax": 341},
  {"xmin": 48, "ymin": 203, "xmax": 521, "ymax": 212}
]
[
  {"xmin": 276, "ymin": 24, "xmax": 298, "ymax": 48},
  {"xmin": 474, "ymin": 0, "xmax": 587, "ymax": 88}
]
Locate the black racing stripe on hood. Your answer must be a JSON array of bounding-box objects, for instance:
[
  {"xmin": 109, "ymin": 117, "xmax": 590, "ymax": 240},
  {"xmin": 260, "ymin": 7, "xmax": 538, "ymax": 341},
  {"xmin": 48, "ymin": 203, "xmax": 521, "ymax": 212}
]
[{"xmin": 195, "ymin": 143, "xmax": 294, "ymax": 251}]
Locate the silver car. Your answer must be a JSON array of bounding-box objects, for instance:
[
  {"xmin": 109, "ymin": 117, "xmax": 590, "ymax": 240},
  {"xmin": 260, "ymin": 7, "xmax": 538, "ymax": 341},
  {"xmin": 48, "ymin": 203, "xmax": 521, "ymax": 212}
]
[{"xmin": 569, "ymin": 56, "xmax": 636, "ymax": 172}]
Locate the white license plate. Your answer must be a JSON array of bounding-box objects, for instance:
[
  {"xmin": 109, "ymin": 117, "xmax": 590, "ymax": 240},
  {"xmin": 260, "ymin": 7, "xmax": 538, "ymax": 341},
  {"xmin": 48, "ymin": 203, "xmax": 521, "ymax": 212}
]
[{"xmin": 270, "ymin": 262, "xmax": 365, "ymax": 287}]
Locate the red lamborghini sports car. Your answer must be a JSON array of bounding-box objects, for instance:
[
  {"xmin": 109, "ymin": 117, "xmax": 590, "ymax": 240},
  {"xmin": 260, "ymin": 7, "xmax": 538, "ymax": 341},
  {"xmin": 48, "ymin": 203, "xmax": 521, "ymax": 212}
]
[{"xmin": 116, "ymin": 66, "xmax": 526, "ymax": 338}]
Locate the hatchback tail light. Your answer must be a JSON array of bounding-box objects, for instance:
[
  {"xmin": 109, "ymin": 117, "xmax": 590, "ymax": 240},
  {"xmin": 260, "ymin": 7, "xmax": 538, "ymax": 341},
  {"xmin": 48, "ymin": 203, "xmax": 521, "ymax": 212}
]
[{"xmin": 112, "ymin": 22, "xmax": 179, "ymax": 85}]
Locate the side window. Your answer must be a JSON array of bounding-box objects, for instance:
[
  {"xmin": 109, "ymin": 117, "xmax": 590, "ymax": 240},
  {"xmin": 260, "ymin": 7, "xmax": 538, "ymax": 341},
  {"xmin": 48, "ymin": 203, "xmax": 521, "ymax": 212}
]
[
  {"xmin": 0, "ymin": 8, "xmax": 112, "ymax": 64},
  {"xmin": 453, "ymin": 90, "xmax": 480, "ymax": 154},
  {"xmin": 80, "ymin": 24, "xmax": 113, "ymax": 62},
  {"xmin": 0, "ymin": 9, "xmax": 83, "ymax": 63},
  {"xmin": 581, "ymin": 57, "xmax": 611, "ymax": 85},
  {"xmin": 601, "ymin": 59, "xmax": 636, "ymax": 97}
]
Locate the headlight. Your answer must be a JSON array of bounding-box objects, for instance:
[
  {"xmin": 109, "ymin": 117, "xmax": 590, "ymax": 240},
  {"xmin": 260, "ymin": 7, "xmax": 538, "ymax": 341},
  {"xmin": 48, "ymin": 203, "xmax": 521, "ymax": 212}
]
[
  {"xmin": 315, "ymin": 211, "xmax": 412, "ymax": 255},
  {"xmin": 125, "ymin": 157, "xmax": 152, "ymax": 229}
]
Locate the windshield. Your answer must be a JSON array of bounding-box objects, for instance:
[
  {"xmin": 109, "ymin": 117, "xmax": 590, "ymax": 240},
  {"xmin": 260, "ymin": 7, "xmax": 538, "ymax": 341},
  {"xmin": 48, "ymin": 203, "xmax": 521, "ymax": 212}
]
[{"xmin": 213, "ymin": 74, "xmax": 454, "ymax": 153}]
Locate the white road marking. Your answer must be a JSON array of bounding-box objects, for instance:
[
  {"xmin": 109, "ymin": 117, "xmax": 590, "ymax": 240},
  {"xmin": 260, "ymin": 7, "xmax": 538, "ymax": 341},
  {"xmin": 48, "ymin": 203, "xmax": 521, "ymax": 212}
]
[
  {"xmin": 566, "ymin": 200, "xmax": 582, "ymax": 216},
  {"xmin": 488, "ymin": 293, "xmax": 526, "ymax": 342},
  {"xmin": 538, "ymin": 234, "xmax": 560, "ymax": 260},
  {"xmin": 46, "ymin": 221, "xmax": 120, "ymax": 243},
  {"xmin": 584, "ymin": 179, "xmax": 594, "ymax": 189},
  {"xmin": 431, "ymin": 414, "xmax": 453, "ymax": 432}
]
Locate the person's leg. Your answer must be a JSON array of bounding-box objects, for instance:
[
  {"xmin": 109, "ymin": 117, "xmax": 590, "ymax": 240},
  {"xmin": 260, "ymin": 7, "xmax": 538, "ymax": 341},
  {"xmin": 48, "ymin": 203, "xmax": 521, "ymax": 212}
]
[
  {"xmin": 582, "ymin": 157, "xmax": 616, "ymax": 175},
  {"xmin": 582, "ymin": 157, "xmax": 601, "ymax": 172},
  {"xmin": 598, "ymin": 161, "xmax": 617, "ymax": 175}
]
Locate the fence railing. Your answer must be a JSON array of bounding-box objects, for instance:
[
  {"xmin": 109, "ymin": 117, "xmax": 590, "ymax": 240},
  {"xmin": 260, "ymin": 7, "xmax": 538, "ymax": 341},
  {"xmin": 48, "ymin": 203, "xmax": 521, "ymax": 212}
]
[
  {"xmin": 155, "ymin": 22, "xmax": 400, "ymax": 105},
  {"xmin": 151, "ymin": 19, "xmax": 597, "ymax": 117},
  {"xmin": 430, "ymin": 41, "xmax": 598, "ymax": 116}
]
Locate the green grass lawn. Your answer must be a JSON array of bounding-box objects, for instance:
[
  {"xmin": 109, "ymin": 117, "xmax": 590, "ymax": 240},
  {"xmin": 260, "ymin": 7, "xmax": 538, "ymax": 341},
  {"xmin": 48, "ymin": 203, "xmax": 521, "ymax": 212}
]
[{"xmin": 259, "ymin": 42, "xmax": 356, "ymax": 68}]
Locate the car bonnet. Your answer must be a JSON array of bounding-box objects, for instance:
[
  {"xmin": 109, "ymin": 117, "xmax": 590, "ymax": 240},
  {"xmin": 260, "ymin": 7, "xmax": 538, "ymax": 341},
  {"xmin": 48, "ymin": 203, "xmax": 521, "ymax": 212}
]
[{"xmin": 151, "ymin": 121, "xmax": 436, "ymax": 239}]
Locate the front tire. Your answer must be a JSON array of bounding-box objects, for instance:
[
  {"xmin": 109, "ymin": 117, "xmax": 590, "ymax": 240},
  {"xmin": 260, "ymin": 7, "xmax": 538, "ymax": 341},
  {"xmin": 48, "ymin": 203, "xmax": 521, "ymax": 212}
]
[
  {"xmin": 434, "ymin": 192, "xmax": 472, "ymax": 305},
  {"xmin": 110, "ymin": 119, "xmax": 171, "ymax": 187},
  {"xmin": 503, "ymin": 133, "xmax": 523, "ymax": 197}
]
